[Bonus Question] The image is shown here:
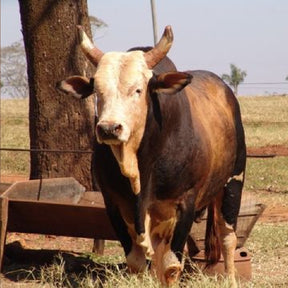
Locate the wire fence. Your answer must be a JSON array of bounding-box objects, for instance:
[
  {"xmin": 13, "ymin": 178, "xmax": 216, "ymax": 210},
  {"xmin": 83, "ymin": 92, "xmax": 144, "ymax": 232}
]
[
  {"xmin": 1, "ymin": 84, "xmax": 287, "ymax": 182},
  {"xmin": 238, "ymin": 82, "xmax": 288, "ymax": 95}
]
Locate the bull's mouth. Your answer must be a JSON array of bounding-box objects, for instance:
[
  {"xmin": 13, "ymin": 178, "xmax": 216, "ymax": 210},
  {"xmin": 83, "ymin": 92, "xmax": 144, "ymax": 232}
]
[
  {"xmin": 96, "ymin": 132, "xmax": 122, "ymax": 145},
  {"xmin": 96, "ymin": 133, "xmax": 124, "ymax": 145},
  {"xmin": 97, "ymin": 137, "xmax": 124, "ymax": 145}
]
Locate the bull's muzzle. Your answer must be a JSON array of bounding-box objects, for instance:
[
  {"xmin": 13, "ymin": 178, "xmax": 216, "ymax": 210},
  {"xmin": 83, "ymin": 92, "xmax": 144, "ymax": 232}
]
[{"xmin": 96, "ymin": 121, "xmax": 124, "ymax": 143}]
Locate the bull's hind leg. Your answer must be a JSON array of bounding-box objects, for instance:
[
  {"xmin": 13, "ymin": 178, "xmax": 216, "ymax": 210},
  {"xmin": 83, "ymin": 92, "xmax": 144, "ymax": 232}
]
[
  {"xmin": 218, "ymin": 170, "xmax": 245, "ymax": 288},
  {"xmin": 217, "ymin": 212, "xmax": 238, "ymax": 287}
]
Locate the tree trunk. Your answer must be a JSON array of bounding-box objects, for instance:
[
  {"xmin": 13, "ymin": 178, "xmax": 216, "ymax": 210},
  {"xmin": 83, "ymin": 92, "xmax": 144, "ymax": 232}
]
[
  {"xmin": 234, "ymin": 85, "xmax": 238, "ymax": 96},
  {"xmin": 19, "ymin": 0, "xmax": 95, "ymax": 190}
]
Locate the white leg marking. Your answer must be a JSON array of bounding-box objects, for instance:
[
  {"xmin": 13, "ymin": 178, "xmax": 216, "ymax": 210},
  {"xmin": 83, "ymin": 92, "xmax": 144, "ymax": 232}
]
[
  {"xmin": 151, "ymin": 240, "xmax": 182, "ymax": 286},
  {"xmin": 219, "ymin": 220, "xmax": 238, "ymax": 288},
  {"xmin": 136, "ymin": 213, "xmax": 154, "ymax": 256},
  {"xmin": 126, "ymin": 244, "xmax": 147, "ymax": 273},
  {"xmin": 227, "ymin": 171, "xmax": 244, "ymax": 184}
]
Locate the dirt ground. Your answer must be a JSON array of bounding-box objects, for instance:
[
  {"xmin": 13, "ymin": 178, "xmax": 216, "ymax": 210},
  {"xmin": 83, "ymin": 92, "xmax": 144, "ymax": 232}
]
[{"xmin": 0, "ymin": 145, "xmax": 288, "ymax": 287}]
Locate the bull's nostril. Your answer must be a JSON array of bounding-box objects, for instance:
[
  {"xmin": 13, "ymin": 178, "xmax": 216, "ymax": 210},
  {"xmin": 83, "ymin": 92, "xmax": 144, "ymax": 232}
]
[
  {"xmin": 97, "ymin": 122, "xmax": 123, "ymax": 141},
  {"xmin": 96, "ymin": 125, "xmax": 102, "ymax": 136},
  {"xmin": 97, "ymin": 124, "xmax": 107, "ymax": 136},
  {"xmin": 113, "ymin": 124, "xmax": 122, "ymax": 135}
]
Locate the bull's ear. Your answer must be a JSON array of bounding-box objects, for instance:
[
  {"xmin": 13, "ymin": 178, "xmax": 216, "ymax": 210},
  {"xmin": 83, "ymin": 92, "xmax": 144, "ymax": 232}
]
[
  {"xmin": 153, "ymin": 72, "xmax": 192, "ymax": 94},
  {"xmin": 56, "ymin": 76, "xmax": 94, "ymax": 99}
]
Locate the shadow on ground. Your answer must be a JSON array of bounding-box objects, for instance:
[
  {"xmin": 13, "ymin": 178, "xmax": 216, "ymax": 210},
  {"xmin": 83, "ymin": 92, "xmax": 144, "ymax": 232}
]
[{"xmin": 2, "ymin": 241, "xmax": 127, "ymax": 287}]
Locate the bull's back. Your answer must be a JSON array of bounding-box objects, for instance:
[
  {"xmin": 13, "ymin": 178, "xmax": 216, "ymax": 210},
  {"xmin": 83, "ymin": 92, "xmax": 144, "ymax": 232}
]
[
  {"xmin": 185, "ymin": 70, "xmax": 240, "ymax": 149},
  {"xmin": 186, "ymin": 70, "xmax": 238, "ymax": 127}
]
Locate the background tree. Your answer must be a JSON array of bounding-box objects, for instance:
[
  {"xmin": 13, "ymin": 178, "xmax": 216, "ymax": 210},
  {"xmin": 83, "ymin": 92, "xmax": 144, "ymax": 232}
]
[
  {"xmin": 18, "ymin": 0, "xmax": 95, "ymax": 189},
  {"xmin": 222, "ymin": 64, "xmax": 247, "ymax": 96},
  {"xmin": 89, "ymin": 15, "xmax": 107, "ymax": 41},
  {"xmin": 285, "ymin": 75, "xmax": 288, "ymax": 81},
  {"xmin": 0, "ymin": 16, "xmax": 106, "ymax": 100},
  {"xmin": 0, "ymin": 41, "xmax": 28, "ymax": 98}
]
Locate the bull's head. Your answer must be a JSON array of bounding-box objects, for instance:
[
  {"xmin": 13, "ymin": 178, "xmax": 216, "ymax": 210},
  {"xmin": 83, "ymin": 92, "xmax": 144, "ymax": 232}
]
[{"xmin": 57, "ymin": 26, "xmax": 191, "ymax": 194}]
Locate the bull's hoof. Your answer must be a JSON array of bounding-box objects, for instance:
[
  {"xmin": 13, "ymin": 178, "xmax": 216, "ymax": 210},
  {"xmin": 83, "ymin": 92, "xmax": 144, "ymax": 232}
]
[
  {"xmin": 164, "ymin": 265, "xmax": 182, "ymax": 286},
  {"xmin": 228, "ymin": 275, "xmax": 238, "ymax": 288},
  {"xmin": 126, "ymin": 245, "xmax": 147, "ymax": 273},
  {"xmin": 162, "ymin": 250, "xmax": 183, "ymax": 285}
]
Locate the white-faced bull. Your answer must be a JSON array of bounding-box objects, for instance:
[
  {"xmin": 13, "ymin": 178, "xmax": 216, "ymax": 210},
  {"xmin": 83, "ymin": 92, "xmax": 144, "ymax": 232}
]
[{"xmin": 57, "ymin": 25, "xmax": 246, "ymax": 287}]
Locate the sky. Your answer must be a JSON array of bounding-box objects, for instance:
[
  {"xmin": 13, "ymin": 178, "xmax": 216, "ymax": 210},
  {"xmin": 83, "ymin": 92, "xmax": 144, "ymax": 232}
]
[{"xmin": 1, "ymin": 0, "xmax": 288, "ymax": 95}]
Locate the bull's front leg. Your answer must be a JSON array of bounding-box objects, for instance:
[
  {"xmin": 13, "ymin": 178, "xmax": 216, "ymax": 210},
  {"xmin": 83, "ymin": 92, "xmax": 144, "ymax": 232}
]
[
  {"xmin": 126, "ymin": 194, "xmax": 153, "ymax": 273},
  {"xmin": 101, "ymin": 193, "xmax": 147, "ymax": 273},
  {"xmin": 134, "ymin": 194, "xmax": 154, "ymax": 255},
  {"xmin": 151, "ymin": 196, "xmax": 195, "ymax": 286},
  {"xmin": 151, "ymin": 224, "xmax": 183, "ymax": 286},
  {"xmin": 126, "ymin": 240, "xmax": 147, "ymax": 273}
]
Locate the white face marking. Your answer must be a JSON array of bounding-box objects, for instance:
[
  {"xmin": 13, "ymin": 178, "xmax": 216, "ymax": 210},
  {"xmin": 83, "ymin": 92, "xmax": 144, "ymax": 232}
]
[{"xmin": 94, "ymin": 51, "xmax": 153, "ymax": 144}]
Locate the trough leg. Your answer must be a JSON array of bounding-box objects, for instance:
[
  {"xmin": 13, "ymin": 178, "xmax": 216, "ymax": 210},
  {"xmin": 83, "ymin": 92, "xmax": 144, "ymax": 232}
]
[
  {"xmin": 92, "ymin": 239, "xmax": 105, "ymax": 255},
  {"xmin": 0, "ymin": 197, "xmax": 8, "ymax": 272}
]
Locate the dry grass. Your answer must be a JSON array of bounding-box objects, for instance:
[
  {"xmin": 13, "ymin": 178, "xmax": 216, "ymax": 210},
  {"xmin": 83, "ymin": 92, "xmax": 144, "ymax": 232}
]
[
  {"xmin": 0, "ymin": 98, "xmax": 30, "ymax": 176},
  {"xmin": 3, "ymin": 233, "xmax": 287, "ymax": 288},
  {"xmin": 1, "ymin": 95, "xmax": 288, "ymax": 176},
  {"xmin": 238, "ymin": 95, "xmax": 288, "ymax": 147},
  {"xmin": 0, "ymin": 99, "xmax": 29, "ymax": 147},
  {"xmin": 246, "ymin": 222, "xmax": 288, "ymax": 287}
]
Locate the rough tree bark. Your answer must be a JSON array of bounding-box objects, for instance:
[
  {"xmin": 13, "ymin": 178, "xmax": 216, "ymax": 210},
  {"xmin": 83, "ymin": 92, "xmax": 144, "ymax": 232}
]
[{"xmin": 19, "ymin": 0, "xmax": 95, "ymax": 190}]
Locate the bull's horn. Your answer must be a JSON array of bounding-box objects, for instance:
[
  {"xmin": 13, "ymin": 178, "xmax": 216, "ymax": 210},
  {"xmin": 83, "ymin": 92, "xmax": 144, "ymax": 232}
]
[
  {"xmin": 145, "ymin": 25, "xmax": 174, "ymax": 68},
  {"xmin": 77, "ymin": 25, "xmax": 104, "ymax": 66}
]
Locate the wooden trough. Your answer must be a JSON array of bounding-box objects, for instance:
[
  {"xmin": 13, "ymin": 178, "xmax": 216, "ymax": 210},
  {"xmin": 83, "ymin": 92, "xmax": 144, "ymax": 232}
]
[
  {"xmin": 0, "ymin": 177, "xmax": 265, "ymax": 277},
  {"xmin": 189, "ymin": 192, "xmax": 266, "ymax": 250},
  {"xmin": 188, "ymin": 193, "xmax": 265, "ymax": 280},
  {"xmin": 0, "ymin": 177, "xmax": 116, "ymax": 271}
]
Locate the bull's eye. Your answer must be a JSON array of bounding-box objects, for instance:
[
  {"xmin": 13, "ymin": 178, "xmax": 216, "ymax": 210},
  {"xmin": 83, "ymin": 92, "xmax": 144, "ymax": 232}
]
[{"xmin": 136, "ymin": 89, "xmax": 142, "ymax": 95}]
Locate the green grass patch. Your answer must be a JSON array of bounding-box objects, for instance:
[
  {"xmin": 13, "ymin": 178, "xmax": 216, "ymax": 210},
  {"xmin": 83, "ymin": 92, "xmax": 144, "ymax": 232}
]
[{"xmin": 245, "ymin": 157, "xmax": 288, "ymax": 193}]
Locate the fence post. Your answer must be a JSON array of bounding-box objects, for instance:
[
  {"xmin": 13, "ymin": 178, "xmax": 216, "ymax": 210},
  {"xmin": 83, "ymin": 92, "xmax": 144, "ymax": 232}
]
[{"xmin": 0, "ymin": 196, "xmax": 8, "ymax": 271}]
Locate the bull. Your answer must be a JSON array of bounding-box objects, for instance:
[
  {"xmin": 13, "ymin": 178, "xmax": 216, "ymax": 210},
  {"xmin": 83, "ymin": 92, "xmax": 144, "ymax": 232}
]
[{"xmin": 57, "ymin": 25, "xmax": 246, "ymax": 287}]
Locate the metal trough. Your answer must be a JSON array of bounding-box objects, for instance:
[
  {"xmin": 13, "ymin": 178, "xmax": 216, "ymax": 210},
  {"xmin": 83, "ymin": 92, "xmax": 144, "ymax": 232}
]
[{"xmin": 0, "ymin": 177, "xmax": 117, "ymax": 271}]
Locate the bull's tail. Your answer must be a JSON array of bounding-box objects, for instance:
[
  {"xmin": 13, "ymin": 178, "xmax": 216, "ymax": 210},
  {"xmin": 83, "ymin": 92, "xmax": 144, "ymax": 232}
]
[{"xmin": 204, "ymin": 200, "xmax": 221, "ymax": 266}]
